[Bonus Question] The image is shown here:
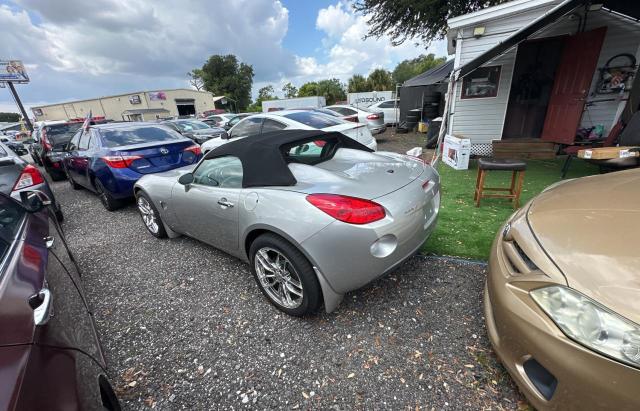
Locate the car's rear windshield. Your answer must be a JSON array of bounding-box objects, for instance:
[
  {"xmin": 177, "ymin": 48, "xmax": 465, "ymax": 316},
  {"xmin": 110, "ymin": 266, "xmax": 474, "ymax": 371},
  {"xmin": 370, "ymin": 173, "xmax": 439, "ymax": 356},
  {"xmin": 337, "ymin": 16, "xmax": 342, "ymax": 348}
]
[
  {"xmin": 100, "ymin": 125, "xmax": 183, "ymax": 148},
  {"xmin": 45, "ymin": 123, "xmax": 82, "ymax": 144},
  {"xmin": 283, "ymin": 112, "xmax": 344, "ymax": 129},
  {"xmin": 174, "ymin": 120, "xmax": 211, "ymax": 131}
]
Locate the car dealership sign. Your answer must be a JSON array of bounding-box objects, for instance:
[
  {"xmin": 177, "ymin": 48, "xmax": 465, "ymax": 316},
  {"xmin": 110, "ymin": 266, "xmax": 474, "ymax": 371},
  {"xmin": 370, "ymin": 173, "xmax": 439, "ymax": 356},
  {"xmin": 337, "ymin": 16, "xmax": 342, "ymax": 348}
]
[
  {"xmin": 347, "ymin": 91, "xmax": 394, "ymax": 108},
  {"xmin": 0, "ymin": 60, "xmax": 29, "ymax": 83}
]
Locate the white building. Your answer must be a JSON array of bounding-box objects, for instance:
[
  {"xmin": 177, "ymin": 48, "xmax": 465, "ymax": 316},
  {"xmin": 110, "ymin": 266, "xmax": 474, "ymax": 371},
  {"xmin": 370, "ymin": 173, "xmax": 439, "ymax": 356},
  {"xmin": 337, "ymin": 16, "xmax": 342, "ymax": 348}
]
[{"xmin": 445, "ymin": 0, "xmax": 640, "ymax": 157}]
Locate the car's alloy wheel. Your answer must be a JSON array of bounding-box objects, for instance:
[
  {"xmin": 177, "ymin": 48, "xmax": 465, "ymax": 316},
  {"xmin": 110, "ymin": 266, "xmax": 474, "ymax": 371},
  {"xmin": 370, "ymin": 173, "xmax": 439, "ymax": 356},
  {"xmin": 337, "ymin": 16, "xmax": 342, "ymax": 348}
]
[
  {"xmin": 254, "ymin": 247, "xmax": 304, "ymax": 309},
  {"xmin": 135, "ymin": 192, "xmax": 167, "ymax": 238},
  {"xmin": 249, "ymin": 233, "xmax": 321, "ymax": 316},
  {"xmin": 137, "ymin": 196, "xmax": 159, "ymax": 234}
]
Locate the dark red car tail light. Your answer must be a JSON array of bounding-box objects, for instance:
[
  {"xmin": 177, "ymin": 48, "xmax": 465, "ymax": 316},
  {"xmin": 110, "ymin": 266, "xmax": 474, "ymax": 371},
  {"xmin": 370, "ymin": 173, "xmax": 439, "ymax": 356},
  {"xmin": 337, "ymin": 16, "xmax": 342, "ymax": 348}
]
[
  {"xmin": 366, "ymin": 113, "xmax": 380, "ymax": 120},
  {"xmin": 184, "ymin": 145, "xmax": 202, "ymax": 156},
  {"xmin": 101, "ymin": 155, "xmax": 142, "ymax": 169},
  {"xmin": 306, "ymin": 194, "xmax": 385, "ymax": 224},
  {"xmin": 344, "ymin": 115, "xmax": 359, "ymax": 123},
  {"xmin": 12, "ymin": 165, "xmax": 45, "ymax": 191},
  {"xmin": 41, "ymin": 129, "xmax": 52, "ymax": 151}
]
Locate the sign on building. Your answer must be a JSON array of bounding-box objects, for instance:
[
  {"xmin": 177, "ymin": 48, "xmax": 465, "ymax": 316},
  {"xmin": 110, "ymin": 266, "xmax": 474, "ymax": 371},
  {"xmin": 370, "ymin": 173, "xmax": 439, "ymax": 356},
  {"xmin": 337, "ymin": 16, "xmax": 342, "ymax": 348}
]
[
  {"xmin": 148, "ymin": 91, "xmax": 167, "ymax": 101},
  {"xmin": 129, "ymin": 94, "xmax": 142, "ymax": 104},
  {"xmin": 347, "ymin": 91, "xmax": 394, "ymax": 108},
  {"xmin": 0, "ymin": 60, "xmax": 29, "ymax": 83}
]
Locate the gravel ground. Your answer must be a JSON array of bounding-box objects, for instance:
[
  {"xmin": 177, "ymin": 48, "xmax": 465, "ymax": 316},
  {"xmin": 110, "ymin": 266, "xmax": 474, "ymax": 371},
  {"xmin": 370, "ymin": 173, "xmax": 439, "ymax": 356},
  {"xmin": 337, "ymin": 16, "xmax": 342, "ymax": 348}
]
[
  {"xmin": 376, "ymin": 128, "xmax": 435, "ymax": 162},
  {"xmin": 50, "ymin": 168, "xmax": 525, "ymax": 409}
]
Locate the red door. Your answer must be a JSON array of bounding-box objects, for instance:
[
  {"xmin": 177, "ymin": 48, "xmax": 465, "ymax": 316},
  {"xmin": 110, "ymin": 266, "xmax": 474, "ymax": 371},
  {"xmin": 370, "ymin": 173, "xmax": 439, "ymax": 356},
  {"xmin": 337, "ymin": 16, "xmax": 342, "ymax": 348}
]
[{"xmin": 541, "ymin": 27, "xmax": 607, "ymax": 144}]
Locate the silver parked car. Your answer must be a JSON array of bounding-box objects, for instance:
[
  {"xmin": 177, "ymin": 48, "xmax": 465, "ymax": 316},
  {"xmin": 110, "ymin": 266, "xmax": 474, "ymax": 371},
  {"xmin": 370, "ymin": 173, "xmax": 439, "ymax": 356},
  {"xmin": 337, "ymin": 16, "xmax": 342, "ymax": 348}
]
[
  {"xmin": 134, "ymin": 130, "xmax": 440, "ymax": 316},
  {"xmin": 324, "ymin": 105, "xmax": 386, "ymax": 135}
]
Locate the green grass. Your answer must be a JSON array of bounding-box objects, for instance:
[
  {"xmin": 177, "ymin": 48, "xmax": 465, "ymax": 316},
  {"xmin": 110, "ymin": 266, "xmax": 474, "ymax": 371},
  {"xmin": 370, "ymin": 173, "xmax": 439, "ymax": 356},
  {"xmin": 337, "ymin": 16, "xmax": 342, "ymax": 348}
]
[{"xmin": 422, "ymin": 157, "xmax": 599, "ymax": 260}]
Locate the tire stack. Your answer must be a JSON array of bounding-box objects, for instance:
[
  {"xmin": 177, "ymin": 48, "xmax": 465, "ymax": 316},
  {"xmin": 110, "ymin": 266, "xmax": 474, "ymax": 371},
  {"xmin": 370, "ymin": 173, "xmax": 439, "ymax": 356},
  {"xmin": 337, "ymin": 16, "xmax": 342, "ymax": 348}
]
[{"xmin": 422, "ymin": 92, "xmax": 441, "ymax": 120}]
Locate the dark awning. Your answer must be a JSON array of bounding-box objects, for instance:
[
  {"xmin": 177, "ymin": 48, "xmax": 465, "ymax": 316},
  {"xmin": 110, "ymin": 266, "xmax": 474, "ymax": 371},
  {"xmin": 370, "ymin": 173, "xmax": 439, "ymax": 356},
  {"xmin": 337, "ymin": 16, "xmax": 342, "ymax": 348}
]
[
  {"xmin": 403, "ymin": 60, "xmax": 454, "ymax": 87},
  {"xmin": 458, "ymin": 0, "xmax": 640, "ymax": 78}
]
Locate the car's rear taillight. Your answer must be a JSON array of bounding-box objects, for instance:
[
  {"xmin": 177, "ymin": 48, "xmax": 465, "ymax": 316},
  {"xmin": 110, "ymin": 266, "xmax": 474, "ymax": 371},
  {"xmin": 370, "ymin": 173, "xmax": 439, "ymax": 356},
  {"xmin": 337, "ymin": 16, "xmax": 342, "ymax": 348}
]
[
  {"xmin": 306, "ymin": 194, "xmax": 385, "ymax": 225},
  {"xmin": 344, "ymin": 116, "xmax": 359, "ymax": 123},
  {"xmin": 12, "ymin": 165, "xmax": 45, "ymax": 191},
  {"xmin": 366, "ymin": 114, "xmax": 380, "ymax": 120},
  {"xmin": 41, "ymin": 129, "xmax": 52, "ymax": 151},
  {"xmin": 184, "ymin": 145, "xmax": 202, "ymax": 156},
  {"xmin": 101, "ymin": 155, "xmax": 141, "ymax": 168}
]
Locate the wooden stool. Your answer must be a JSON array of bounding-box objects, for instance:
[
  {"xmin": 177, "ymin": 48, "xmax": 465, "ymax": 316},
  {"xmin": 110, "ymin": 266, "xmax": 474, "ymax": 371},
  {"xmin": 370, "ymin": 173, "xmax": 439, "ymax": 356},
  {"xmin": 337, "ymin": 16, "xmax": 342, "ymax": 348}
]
[{"xmin": 474, "ymin": 158, "xmax": 527, "ymax": 209}]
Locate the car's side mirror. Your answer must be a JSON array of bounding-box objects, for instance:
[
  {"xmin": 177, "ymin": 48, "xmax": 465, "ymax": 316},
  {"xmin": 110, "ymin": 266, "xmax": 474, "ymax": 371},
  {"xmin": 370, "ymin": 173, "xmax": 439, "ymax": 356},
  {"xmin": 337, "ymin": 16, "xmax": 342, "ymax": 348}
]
[
  {"xmin": 221, "ymin": 131, "xmax": 229, "ymax": 140},
  {"xmin": 19, "ymin": 190, "xmax": 52, "ymax": 213},
  {"xmin": 178, "ymin": 173, "xmax": 194, "ymax": 185}
]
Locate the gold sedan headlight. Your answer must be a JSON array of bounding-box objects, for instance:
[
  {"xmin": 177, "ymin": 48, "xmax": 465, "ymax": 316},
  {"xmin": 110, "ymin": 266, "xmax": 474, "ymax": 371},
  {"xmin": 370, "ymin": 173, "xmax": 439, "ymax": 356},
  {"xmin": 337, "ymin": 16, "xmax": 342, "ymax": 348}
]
[{"xmin": 531, "ymin": 285, "xmax": 640, "ymax": 369}]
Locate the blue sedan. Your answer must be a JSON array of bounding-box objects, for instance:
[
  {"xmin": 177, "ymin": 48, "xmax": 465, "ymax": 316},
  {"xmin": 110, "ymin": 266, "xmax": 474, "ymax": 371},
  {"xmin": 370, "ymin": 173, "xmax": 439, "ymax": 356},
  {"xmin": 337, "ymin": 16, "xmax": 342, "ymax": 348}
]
[{"xmin": 63, "ymin": 122, "xmax": 202, "ymax": 210}]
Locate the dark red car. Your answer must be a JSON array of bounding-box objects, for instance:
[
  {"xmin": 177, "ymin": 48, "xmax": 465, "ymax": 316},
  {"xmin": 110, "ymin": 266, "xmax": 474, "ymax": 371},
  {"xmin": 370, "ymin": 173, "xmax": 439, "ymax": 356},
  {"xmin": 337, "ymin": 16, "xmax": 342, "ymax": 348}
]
[{"xmin": 0, "ymin": 191, "xmax": 119, "ymax": 410}]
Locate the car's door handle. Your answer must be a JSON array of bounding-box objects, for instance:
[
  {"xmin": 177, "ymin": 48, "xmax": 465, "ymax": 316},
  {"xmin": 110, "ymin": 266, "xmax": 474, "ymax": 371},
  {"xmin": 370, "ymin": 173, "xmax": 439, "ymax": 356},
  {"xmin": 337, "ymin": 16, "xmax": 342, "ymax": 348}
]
[
  {"xmin": 217, "ymin": 198, "xmax": 234, "ymax": 208},
  {"xmin": 28, "ymin": 288, "xmax": 52, "ymax": 326},
  {"xmin": 43, "ymin": 236, "xmax": 55, "ymax": 248}
]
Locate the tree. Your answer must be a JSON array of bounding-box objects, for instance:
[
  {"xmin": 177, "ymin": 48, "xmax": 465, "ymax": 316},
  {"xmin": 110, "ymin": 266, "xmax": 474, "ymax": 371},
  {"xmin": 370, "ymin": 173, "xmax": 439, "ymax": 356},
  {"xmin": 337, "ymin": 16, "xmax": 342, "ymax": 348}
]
[
  {"xmin": 353, "ymin": 0, "xmax": 505, "ymax": 45},
  {"xmin": 366, "ymin": 68, "xmax": 394, "ymax": 91},
  {"xmin": 198, "ymin": 55, "xmax": 254, "ymax": 110},
  {"xmin": 347, "ymin": 74, "xmax": 370, "ymax": 93},
  {"xmin": 316, "ymin": 79, "xmax": 347, "ymax": 105},
  {"xmin": 392, "ymin": 53, "xmax": 447, "ymax": 84},
  {"xmin": 0, "ymin": 112, "xmax": 20, "ymax": 122},
  {"xmin": 297, "ymin": 82, "xmax": 319, "ymax": 97},
  {"xmin": 257, "ymin": 85, "xmax": 277, "ymax": 102},
  {"xmin": 187, "ymin": 69, "xmax": 204, "ymax": 91},
  {"xmin": 282, "ymin": 82, "xmax": 298, "ymax": 98}
]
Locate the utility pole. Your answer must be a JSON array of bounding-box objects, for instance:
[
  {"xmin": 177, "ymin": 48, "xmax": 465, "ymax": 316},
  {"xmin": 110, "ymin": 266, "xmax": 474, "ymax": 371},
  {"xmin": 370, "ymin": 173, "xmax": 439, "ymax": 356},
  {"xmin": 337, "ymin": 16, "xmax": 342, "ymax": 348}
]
[{"xmin": 7, "ymin": 81, "xmax": 33, "ymax": 132}]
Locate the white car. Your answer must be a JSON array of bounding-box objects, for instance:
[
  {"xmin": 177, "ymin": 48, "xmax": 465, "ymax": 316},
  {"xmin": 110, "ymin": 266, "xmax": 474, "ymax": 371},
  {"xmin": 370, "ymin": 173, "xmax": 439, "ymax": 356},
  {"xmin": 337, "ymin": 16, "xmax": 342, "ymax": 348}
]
[
  {"xmin": 204, "ymin": 113, "xmax": 236, "ymax": 128},
  {"xmin": 368, "ymin": 99, "xmax": 399, "ymax": 125},
  {"xmin": 324, "ymin": 105, "xmax": 386, "ymax": 135},
  {"xmin": 201, "ymin": 110, "xmax": 377, "ymax": 153}
]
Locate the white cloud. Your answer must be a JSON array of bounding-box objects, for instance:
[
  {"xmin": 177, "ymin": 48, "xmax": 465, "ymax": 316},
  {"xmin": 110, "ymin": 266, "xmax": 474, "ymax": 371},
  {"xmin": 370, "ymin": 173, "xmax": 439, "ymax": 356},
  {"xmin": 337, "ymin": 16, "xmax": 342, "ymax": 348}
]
[{"xmin": 290, "ymin": 1, "xmax": 448, "ymax": 85}]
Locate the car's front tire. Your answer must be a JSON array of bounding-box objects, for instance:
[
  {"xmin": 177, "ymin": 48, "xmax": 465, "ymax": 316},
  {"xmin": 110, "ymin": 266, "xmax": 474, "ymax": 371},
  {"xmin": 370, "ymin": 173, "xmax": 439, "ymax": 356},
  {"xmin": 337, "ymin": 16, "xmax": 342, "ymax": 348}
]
[
  {"xmin": 135, "ymin": 191, "xmax": 167, "ymax": 238},
  {"xmin": 249, "ymin": 233, "xmax": 322, "ymax": 316},
  {"xmin": 67, "ymin": 170, "xmax": 82, "ymax": 190}
]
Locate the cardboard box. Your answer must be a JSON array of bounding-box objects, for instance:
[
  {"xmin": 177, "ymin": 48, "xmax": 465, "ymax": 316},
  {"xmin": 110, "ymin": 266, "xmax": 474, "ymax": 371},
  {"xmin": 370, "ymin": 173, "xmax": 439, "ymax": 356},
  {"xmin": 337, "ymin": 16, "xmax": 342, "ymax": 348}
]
[
  {"xmin": 442, "ymin": 135, "xmax": 471, "ymax": 170},
  {"xmin": 578, "ymin": 146, "xmax": 640, "ymax": 160}
]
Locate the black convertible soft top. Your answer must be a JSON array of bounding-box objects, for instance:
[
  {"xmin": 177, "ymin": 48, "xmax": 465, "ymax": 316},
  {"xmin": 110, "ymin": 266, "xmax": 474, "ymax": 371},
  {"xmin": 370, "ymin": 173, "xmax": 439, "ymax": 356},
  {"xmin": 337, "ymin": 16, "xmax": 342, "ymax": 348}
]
[{"xmin": 204, "ymin": 129, "xmax": 373, "ymax": 188}]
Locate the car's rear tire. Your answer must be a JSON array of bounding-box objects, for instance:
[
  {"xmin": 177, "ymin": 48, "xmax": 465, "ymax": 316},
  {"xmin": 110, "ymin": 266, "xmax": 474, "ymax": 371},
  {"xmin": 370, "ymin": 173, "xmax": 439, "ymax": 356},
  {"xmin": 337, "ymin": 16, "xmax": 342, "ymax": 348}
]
[
  {"xmin": 135, "ymin": 191, "xmax": 167, "ymax": 238},
  {"xmin": 95, "ymin": 179, "xmax": 121, "ymax": 211},
  {"xmin": 249, "ymin": 233, "xmax": 321, "ymax": 316}
]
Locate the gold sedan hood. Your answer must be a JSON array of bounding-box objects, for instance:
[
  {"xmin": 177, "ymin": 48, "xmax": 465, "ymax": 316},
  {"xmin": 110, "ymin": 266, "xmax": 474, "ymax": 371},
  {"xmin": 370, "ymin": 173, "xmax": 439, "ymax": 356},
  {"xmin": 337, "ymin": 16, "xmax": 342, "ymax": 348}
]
[{"xmin": 527, "ymin": 169, "xmax": 640, "ymax": 323}]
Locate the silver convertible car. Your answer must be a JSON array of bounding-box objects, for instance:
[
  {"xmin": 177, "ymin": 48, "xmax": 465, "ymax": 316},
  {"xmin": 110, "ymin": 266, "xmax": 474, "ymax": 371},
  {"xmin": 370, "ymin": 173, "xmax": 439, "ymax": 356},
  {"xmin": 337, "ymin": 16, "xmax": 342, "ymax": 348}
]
[{"xmin": 134, "ymin": 130, "xmax": 440, "ymax": 316}]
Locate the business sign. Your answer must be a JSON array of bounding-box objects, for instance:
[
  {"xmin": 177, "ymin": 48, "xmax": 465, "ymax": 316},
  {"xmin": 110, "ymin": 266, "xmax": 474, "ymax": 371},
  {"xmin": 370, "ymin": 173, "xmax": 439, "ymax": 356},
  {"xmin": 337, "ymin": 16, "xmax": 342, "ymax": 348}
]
[
  {"xmin": 148, "ymin": 91, "xmax": 167, "ymax": 101},
  {"xmin": 32, "ymin": 108, "xmax": 43, "ymax": 116},
  {"xmin": 0, "ymin": 60, "xmax": 29, "ymax": 83},
  {"xmin": 129, "ymin": 94, "xmax": 142, "ymax": 104},
  {"xmin": 347, "ymin": 91, "xmax": 394, "ymax": 108}
]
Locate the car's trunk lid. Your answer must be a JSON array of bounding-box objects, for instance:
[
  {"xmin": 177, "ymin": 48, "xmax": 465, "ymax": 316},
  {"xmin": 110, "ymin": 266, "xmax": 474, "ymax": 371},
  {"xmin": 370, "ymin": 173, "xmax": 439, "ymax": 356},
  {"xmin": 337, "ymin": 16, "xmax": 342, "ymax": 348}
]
[
  {"xmin": 113, "ymin": 140, "xmax": 196, "ymax": 174},
  {"xmin": 322, "ymin": 123, "xmax": 374, "ymax": 147},
  {"xmin": 288, "ymin": 149, "xmax": 424, "ymax": 199},
  {"xmin": 527, "ymin": 169, "xmax": 640, "ymax": 323}
]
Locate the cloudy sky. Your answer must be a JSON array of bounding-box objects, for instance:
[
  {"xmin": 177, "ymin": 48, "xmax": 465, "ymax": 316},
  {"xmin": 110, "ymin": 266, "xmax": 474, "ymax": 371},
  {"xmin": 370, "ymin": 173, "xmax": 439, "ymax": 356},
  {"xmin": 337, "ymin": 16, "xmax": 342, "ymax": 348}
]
[{"xmin": 0, "ymin": 0, "xmax": 447, "ymax": 114}]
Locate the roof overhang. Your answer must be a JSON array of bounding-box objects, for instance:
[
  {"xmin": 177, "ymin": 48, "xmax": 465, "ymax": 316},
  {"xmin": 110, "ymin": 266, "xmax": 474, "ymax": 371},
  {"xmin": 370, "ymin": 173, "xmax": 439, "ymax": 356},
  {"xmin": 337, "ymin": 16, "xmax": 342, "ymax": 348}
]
[
  {"xmin": 454, "ymin": 0, "xmax": 640, "ymax": 78},
  {"xmin": 122, "ymin": 108, "xmax": 170, "ymax": 115}
]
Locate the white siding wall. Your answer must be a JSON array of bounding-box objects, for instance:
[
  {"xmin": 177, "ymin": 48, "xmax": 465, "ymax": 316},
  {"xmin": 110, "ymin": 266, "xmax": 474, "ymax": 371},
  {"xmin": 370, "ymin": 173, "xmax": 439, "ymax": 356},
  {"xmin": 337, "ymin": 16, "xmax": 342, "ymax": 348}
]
[{"xmin": 450, "ymin": 7, "xmax": 640, "ymax": 146}]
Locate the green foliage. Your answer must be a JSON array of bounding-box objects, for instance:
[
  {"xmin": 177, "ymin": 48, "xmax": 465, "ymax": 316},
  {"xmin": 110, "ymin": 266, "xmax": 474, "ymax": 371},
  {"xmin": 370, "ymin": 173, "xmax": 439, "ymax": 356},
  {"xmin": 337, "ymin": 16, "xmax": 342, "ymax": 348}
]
[
  {"xmin": 282, "ymin": 82, "xmax": 298, "ymax": 98},
  {"xmin": 198, "ymin": 55, "xmax": 254, "ymax": 110},
  {"xmin": 392, "ymin": 53, "xmax": 447, "ymax": 84},
  {"xmin": 187, "ymin": 69, "xmax": 204, "ymax": 91},
  {"xmin": 0, "ymin": 112, "xmax": 20, "ymax": 122},
  {"xmin": 257, "ymin": 85, "xmax": 277, "ymax": 102},
  {"xmin": 422, "ymin": 158, "xmax": 599, "ymax": 260},
  {"xmin": 353, "ymin": 0, "xmax": 506, "ymax": 45},
  {"xmin": 298, "ymin": 81, "xmax": 319, "ymax": 97},
  {"xmin": 347, "ymin": 74, "xmax": 370, "ymax": 93},
  {"xmin": 316, "ymin": 78, "xmax": 347, "ymax": 105},
  {"xmin": 366, "ymin": 68, "xmax": 394, "ymax": 91}
]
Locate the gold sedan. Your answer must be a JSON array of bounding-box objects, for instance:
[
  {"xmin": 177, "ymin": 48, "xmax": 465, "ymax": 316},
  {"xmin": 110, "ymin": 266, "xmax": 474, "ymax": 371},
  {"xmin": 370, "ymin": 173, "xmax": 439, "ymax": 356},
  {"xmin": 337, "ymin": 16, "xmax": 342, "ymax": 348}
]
[{"xmin": 484, "ymin": 168, "xmax": 640, "ymax": 410}]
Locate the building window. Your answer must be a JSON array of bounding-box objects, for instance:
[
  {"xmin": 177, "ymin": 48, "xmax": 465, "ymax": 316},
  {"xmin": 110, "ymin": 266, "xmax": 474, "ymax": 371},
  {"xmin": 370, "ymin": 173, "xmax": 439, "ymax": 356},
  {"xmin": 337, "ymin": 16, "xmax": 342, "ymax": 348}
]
[{"xmin": 461, "ymin": 66, "xmax": 501, "ymax": 99}]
